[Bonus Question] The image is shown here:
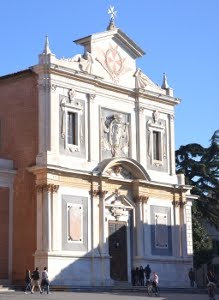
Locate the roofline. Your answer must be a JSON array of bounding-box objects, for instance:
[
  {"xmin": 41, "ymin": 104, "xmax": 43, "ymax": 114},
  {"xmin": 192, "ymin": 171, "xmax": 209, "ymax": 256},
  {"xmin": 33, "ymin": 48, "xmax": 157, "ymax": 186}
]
[
  {"xmin": 0, "ymin": 68, "xmax": 34, "ymax": 81},
  {"xmin": 74, "ymin": 28, "xmax": 145, "ymax": 58}
]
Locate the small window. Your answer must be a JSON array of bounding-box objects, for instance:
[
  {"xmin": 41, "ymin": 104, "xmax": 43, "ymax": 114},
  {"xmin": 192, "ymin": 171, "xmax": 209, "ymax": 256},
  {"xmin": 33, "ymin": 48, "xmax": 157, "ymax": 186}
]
[
  {"xmin": 67, "ymin": 112, "xmax": 78, "ymax": 146},
  {"xmin": 153, "ymin": 131, "xmax": 161, "ymax": 161}
]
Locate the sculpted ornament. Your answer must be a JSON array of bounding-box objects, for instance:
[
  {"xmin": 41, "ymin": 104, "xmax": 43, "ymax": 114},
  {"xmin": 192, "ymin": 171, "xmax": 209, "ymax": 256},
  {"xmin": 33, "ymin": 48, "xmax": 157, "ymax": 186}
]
[
  {"xmin": 110, "ymin": 190, "xmax": 126, "ymax": 220},
  {"xmin": 96, "ymin": 44, "xmax": 131, "ymax": 83},
  {"xmin": 103, "ymin": 113, "xmax": 129, "ymax": 157},
  {"xmin": 105, "ymin": 165, "xmax": 133, "ymax": 179}
]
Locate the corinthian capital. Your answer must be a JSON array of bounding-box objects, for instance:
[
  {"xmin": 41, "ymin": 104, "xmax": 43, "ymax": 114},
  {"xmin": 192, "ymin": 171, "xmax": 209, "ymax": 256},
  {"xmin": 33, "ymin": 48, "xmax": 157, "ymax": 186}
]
[{"xmin": 36, "ymin": 184, "xmax": 59, "ymax": 193}]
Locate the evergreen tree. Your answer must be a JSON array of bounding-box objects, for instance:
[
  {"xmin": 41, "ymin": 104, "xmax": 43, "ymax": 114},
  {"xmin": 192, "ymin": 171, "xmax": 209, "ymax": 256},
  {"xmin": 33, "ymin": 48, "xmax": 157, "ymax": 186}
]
[{"xmin": 175, "ymin": 130, "xmax": 219, "ymax": 268}]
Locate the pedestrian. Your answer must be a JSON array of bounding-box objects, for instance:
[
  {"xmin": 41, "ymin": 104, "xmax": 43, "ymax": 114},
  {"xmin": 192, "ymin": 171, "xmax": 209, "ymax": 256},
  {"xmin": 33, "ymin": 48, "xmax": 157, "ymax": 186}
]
[
  {"xmin": 31, "ymin": 267, "xmax": 42, "ymax": 294},
  {"xmin": 41, "ymin": 266, "xmax": 50, "ymax": 294},
  {"xmin": 139, "ymin": 266, "xmax": 144, "ymax": 286},
  {"xmin": 206, "ymin": 270, "xmax": 216, "ymax": 300},
  {"xmin": 135, "ymin": 267, "xmax": 140, "ymax": 286},
  {"xmin": 131, "ymin": 268, "xmax": 136, "ymax": 286},
  {"xmin": 188, "ymin": 268, "xmax": 195, "ymax": 287},
  {"xmin": 152, "ymin": 271, "xmax": 159, "ymax": 296},
  {"xmin": 24, "ymin": 269, "xmax": 32, "ymax": 294},
  {"xmin": 144, "ymin": 264, "xmax": 151, "ymax": 282},
  {"xmin": 206, "ymin": 270, "xmax": 216, "ymax": 285}
]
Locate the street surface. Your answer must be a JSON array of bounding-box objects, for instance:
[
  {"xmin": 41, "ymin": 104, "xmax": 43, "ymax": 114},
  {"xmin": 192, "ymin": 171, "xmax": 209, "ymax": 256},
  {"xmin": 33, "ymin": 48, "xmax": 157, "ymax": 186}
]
[{"xmin": 0, "ymin": 291, "xmax": 211, "ymax": 300}]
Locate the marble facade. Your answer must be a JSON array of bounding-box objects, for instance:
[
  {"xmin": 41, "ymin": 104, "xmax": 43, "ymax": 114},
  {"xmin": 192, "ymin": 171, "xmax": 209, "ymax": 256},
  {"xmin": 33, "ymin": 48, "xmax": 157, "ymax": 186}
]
[{"xmin": 0, "ymin": 16, "xmax": 194, "ymax": 287}]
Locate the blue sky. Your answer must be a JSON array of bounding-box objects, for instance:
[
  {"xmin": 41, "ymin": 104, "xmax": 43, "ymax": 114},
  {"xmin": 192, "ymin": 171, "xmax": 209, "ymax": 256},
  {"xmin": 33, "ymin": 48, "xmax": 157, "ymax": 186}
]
[{"xmin": 1, "ymin": 0, "xmax": 218, "ymax": 149}]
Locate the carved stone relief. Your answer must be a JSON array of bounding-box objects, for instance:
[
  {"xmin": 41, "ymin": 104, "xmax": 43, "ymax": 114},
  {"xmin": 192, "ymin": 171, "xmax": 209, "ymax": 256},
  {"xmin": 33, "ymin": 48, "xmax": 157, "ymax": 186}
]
[
  {"xmin": 101, "ymin": 109, "xmax": 129, "ymax": 159},
  {"xmin": 104, "ymin": 165, "xmax": 133, "ymax": 179},
  {"xmin": 96, "ymin": 44, "xmax": 131, "ymax": 83},
  {"xmin": 105, "ymin": 190, "xmax": 133, "ymax": 221}
]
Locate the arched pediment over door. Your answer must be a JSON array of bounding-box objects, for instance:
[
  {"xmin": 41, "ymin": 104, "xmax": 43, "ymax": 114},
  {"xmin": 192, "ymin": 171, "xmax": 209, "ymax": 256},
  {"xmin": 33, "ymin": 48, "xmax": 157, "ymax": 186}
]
[{"xmin": 94, "ymin": 157, "xmax": 151, "ymax": 181}]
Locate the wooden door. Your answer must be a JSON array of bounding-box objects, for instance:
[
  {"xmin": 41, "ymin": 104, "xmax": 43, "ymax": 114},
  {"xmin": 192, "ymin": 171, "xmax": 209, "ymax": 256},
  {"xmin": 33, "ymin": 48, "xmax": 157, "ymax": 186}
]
[{"xmin": 108, "ymin": 221, "xmax": 127, "ymax": 281}]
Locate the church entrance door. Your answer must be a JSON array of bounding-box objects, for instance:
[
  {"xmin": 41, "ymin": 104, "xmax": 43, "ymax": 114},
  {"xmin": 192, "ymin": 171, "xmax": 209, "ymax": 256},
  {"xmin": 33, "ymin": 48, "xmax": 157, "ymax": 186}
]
[{"xmin": 108, "ymin": 221, "xmax": 128, "ymax": 281}]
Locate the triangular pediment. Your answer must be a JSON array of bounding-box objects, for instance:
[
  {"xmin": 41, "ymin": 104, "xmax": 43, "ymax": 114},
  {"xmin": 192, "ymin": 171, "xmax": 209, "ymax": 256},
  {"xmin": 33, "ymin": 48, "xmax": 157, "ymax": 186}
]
[
  {"xmin": 105, "ymin": 192, "xmax": 135, "ymax": 210},
  {"xmin": 74, "ymin": 28, "xmax": 145, "ymax": 60}
]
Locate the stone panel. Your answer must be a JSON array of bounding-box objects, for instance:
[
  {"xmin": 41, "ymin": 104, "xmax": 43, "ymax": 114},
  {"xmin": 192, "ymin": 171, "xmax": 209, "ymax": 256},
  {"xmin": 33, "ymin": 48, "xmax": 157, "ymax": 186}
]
[
  {"xmin": 62, "ymin": 194, "xmax": 88, "ymax": 251},
  {"xmin": 150, "ymin": 205, "xmax": 172, "ymax": 255}
]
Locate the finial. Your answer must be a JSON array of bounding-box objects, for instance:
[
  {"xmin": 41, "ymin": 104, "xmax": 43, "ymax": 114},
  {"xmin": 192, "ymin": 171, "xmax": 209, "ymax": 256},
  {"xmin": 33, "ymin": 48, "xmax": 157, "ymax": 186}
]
[
  {"xmin": 42, "ymin": 35, "xmax": 52, "ymax": 55},
  {"xmin": 107, "ymin": 6, "xmax": 117, "ymax": 30},
  {"xmin": 161, "ymin": 72, "xmax": 169, "ymax": 89}
]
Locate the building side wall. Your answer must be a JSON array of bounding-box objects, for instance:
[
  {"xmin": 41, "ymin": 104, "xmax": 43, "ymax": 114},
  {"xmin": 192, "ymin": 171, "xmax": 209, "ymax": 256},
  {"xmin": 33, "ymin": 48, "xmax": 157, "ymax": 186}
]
[
  {"xmin": 0, "ymin": 187, "xmax": 9, "ymax": 279},
  {"xmin": 0, "ymin": 73, "xmax": 38, "ymax": 283}
]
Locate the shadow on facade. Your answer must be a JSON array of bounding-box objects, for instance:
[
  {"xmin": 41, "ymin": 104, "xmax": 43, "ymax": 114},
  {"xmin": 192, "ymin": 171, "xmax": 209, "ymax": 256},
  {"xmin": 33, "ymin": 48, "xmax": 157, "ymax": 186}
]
[{"xmin": 48, "ymin": 221, "xmax": 192, "ymax": 288}]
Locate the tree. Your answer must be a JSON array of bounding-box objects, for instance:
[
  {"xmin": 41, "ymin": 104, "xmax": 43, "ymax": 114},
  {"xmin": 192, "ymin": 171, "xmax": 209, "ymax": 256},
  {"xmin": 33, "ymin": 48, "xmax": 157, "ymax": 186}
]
[{"xmin": 175, "ymin": 130, "xmax": 219, "ymax": 268}]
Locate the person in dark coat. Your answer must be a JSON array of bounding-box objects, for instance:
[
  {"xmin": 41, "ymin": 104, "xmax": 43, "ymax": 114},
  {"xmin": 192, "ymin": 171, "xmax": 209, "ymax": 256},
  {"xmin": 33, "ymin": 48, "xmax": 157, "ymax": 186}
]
[
  {"xmin": 24, "ymin": 269, "xmax": 32, "ymax": 294},
  {"xmin": 139, "ymin": 266, "xmax": 145, "ymax": 286},
  {"xmin": 188, "ymin": 268, "xmax": 195, "ymax": 287},
  {"xmin": 145, "ymin": 264, "xmax": 151, "ymax": 282}
]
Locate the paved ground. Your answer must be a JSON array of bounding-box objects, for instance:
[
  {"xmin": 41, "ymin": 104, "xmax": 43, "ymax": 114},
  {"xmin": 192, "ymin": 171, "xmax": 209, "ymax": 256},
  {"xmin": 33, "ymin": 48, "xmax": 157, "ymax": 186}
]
[{"xmin": 0, "ymin": 290, "xmax": 211, "ymax": 300}]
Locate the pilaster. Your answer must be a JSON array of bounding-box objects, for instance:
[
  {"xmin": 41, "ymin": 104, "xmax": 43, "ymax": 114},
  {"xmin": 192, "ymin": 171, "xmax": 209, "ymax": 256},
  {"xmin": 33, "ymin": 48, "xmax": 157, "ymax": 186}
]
[
  {"xmin": 135, "ymin": 195, "xmax": 149, "ymax": 257},
  {"xmin": 36, "ymin": 184, "xmax": 59, "ymax": 252},
  {"xmin": 169, "ymin": 114, "xmax": 176, "ymax": 175}
]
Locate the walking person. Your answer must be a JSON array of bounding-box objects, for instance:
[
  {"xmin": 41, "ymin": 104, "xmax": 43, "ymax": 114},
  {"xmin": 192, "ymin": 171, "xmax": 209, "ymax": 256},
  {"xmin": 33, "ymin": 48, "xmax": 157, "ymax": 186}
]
[
  {"xmin": 152, "ymin": 271, "xmax": 159, "ymax": 296},
  {"xmin": 188, "ymin": 268, "xmax": 195, "ymax": 287},
  {"xmin": 24, "ymin": 269, "xmax": 32, "ymax": 294},
  {"xmin": 139, "ymin": 266, "xmax": 145, "ymax": 286},
  {"xmin": 31, "ymin": 267, "xmax": 42, "ymax": 294},
  {"xmin": 144, "ymin": 264, "xmax": 151, "ymax": 284},
  {"xmin": 206, "ymin": 270, "xmax": 216, "ymax": 300},
  {"xmin": 41, "ymin": 267, "xmax": 50, "ymax": 294}
]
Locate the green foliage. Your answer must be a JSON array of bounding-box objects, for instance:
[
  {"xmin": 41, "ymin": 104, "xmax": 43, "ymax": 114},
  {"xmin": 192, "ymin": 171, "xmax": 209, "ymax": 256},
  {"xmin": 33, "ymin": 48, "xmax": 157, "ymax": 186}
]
[{"xmin": 175, "ymin": 130, "xmax": 219, "ymax": 268}]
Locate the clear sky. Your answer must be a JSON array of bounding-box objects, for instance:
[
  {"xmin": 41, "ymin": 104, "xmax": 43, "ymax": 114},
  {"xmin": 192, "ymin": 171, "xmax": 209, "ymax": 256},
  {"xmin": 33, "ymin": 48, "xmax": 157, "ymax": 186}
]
[{"xmin": 1, "ymin": 0, "xmax": 218, "ymax": 149}]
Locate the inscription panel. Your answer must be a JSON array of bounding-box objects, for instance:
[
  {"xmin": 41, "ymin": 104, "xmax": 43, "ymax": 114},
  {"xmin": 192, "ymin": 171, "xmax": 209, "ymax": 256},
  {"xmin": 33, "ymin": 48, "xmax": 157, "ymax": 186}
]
[
  {"xmin": 62, "ymin": 195, "xmax": 88, "ymax": 251},
  {"xmin": 150, "ymin": 205, "xmax": 172, "ymax": 256}
]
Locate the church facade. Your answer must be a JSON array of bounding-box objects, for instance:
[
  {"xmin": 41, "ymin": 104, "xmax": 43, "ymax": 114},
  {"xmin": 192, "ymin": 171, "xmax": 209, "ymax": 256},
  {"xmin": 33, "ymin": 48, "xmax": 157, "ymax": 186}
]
[{"xmin": 0, "ymin": 16, "xmax": 194, "ymax": 287}]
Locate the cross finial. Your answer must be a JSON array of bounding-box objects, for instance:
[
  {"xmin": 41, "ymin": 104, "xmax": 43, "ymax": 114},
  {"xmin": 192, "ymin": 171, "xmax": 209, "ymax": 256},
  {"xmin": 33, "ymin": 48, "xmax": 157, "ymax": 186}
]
[
  {"xmin": 107, "ymin": 6, "xmax": 117, "ymax": 30},
  {"xmin": 108, "ymin": 6, "xmax": 117, "ymax": 20}
]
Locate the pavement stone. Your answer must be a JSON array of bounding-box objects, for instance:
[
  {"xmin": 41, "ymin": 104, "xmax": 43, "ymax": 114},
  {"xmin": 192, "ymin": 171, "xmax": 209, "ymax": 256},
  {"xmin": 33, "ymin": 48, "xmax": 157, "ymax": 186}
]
[{"xmin": 0, "ymin": 290, "xmax": 212, "ymax": 300}]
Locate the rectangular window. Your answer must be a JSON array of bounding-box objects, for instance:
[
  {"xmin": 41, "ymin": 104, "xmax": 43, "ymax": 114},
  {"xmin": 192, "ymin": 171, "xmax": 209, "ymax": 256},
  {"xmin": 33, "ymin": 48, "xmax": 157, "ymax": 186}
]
[
  {"xmin": 153, "ymin": 131, "xmax": 161, "ymax": 161},
  {"xmin": 67, "ymin": 112, "xmax": 78, "ymax": 145}
]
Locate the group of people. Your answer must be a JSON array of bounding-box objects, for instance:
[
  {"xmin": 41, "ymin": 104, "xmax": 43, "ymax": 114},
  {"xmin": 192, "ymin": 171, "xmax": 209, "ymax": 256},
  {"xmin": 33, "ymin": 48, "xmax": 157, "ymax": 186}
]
[
  {"xmin": 188, "ymin": 267, "xmax": 217, "ymax": 300},
  {"xmin": 24, "ymin": 267, "xmax": 50, "ymax": 294},
  {"xmin": 131, "ymin": 264, "xmax": 159, "ymax": 293}
]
